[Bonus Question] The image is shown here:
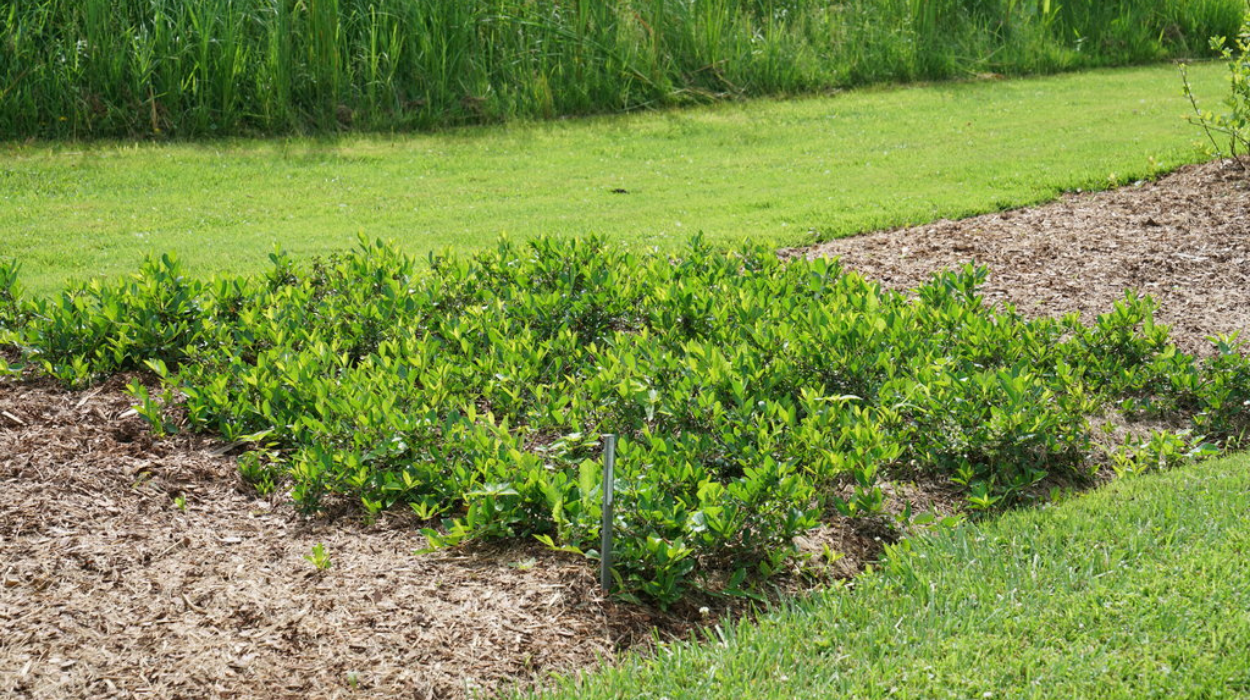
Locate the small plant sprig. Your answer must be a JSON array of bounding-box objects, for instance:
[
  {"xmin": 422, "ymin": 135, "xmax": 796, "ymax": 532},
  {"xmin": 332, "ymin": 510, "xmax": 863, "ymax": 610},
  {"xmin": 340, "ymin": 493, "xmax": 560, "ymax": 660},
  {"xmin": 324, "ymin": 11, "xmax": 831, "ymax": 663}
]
[
  {"xmin": 126, "ymin": 360, "xmax": 180, "ymax": 437},
  {"xmin": 1181, "ymin": 6, "xmax": 1250, "ymax": 169},
  {"xmin": 0, "ymin": 259, "xmax": 24, "ymax": 332},
  {"xmin": 10, "ymin": 236, "xmax": 1250, "ymax": 603},
  {"xmin": 304, "ymin": 543, "xmax": 332, "ymax": 571},
  {"xmin": 1111, "ymin": 429, "xmax": 1219, "ymax": 477},
  {"xmin": 237, "ymin": 442, "xmax": 282, "ymax": 497}
]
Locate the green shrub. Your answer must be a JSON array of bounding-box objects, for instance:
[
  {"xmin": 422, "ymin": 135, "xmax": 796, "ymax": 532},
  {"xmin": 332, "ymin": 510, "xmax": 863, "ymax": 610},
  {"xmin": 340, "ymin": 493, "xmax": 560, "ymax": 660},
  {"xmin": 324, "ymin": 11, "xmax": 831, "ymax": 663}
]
[
  {"xmin": 17, "ymin": 253, "xmax": 208, "ymax": 387},
  {"xmin": 0, "ymin": 259, "xmax": 22, "ymax": 334}
]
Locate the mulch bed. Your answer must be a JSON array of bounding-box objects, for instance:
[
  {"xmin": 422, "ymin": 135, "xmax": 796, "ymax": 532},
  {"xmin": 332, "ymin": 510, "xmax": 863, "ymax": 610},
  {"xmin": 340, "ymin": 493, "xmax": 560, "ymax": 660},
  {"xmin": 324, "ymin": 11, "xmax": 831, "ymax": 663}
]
[
  {"xmin": 0, "ymin": 376, "xmax": 685, "ymax": 699},
  {"xmin": 0, "ymin": 375, "xmax": 889, "ymax": 700},
  {"xmin": 2, "ymin": 158, "xmax": 1247, "ymax": 699},
  {"xmin": 788, "ymin": 158, "xmax": 1250, "ymax": 357}
]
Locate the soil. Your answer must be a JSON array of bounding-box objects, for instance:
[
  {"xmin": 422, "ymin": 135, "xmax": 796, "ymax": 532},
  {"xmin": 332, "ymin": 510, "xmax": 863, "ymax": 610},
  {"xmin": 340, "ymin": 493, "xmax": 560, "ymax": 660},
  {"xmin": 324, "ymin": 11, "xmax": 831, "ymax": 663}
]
[
  {"xmin": 788, "ymin": 158, "xmax": 1250, "ymax": 357},
  {"xmin": 2, "ymin": 158, "xmax": 1247, "ymax": 699},
  {"xmin": 0, "ymin": 375, "xmax": 892, "ymax": 700}
]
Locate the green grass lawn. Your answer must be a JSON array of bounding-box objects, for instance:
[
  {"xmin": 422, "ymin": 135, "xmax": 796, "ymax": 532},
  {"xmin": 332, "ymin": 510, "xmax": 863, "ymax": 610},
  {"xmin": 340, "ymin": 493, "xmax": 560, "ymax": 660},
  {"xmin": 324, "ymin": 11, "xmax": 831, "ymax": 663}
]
[
  {"xmin": 526, "ymin": 451, "xmax": 1250, "ymax": 699},
  {"xmin": 0, "ymin": 61, "xmax": 1230, "ymax": 297}
]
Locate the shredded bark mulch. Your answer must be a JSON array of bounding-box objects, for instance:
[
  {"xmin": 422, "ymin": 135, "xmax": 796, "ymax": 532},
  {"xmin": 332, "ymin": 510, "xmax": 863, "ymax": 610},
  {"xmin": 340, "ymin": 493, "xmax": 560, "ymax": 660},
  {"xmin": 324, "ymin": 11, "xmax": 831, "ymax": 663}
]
[
  {"xmin": 789, "ymin": 158, "xmax": 1250, "ymax": 357},
  {"xmin": 0, "ymin": 375, "xmax": 888, "ymax": 700},
  {"xmin": 2, "ymin": 158, "xmax": 1248, "ymax": 699}
]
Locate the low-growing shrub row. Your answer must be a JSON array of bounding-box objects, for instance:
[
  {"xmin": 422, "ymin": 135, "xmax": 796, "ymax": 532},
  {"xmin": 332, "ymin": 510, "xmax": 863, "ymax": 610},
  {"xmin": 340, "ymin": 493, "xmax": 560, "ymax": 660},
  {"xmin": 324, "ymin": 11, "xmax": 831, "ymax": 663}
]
[{"xmin": 0, "ymin": 238, "xmax": 1245, "ymax": 602}]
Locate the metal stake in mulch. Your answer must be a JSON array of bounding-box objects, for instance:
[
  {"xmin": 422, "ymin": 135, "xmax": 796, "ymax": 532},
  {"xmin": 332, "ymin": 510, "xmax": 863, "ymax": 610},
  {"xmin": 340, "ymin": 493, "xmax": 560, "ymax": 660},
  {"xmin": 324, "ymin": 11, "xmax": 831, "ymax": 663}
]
[{"xmin": 600, "ymin": 433, "xmax": 617, "ymax": 593}]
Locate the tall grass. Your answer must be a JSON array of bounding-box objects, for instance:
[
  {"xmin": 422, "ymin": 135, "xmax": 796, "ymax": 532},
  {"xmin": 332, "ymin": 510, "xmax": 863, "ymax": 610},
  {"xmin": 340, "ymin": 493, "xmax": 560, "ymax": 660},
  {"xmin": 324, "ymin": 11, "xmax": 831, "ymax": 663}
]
[{"xmin": 1, "ymin": 0, "xmax": 1244, "ymax": 139}]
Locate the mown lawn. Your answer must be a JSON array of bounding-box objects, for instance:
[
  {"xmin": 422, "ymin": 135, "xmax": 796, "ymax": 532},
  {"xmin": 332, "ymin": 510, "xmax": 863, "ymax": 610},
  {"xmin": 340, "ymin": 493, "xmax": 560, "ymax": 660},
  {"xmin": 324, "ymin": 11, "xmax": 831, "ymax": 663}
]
[
  {"xmin": 527, "ymin": 451, "xmax": 1250, "ymax": 699},
  {"xmin": 0, "ymin": 61, "xmax": 1228, "ymax": 296}
]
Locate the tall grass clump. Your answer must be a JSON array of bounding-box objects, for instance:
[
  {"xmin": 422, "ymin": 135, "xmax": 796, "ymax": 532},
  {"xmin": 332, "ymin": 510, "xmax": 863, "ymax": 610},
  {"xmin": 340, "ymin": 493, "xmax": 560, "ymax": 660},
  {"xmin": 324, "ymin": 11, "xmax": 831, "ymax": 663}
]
[{"xmin": 1, "ymin": 0, "xmax": 1244, "ymax": 140}]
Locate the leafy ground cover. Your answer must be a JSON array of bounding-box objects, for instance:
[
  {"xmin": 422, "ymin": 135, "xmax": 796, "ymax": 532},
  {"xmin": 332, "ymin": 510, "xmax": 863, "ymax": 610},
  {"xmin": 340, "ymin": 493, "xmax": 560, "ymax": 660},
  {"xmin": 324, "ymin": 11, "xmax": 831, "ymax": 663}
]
[
  {"xmin": 0, "ymin": 62, "xmax": 1231, "ymax": 297},
  {"xmin": 2, "ymin": 0, "xmax": 1240, "ymax": 139},
  {"xmin": 527, "ymin": 449, "xmax": 1250, "ymax": 699},
  {"xmin": 3, "ymin": 225, "xmax": 1248, "ymax": 603}
]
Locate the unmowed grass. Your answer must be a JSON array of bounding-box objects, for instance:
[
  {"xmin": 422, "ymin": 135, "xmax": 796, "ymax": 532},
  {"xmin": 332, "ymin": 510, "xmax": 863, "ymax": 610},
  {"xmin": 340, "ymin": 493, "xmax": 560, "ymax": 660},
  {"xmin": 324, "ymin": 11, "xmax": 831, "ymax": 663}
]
[
  {"xmin": 0, "ymin": 62, "xmax": 1231, "ymax": 297},
  {"xmin": 1, "ymin": 0, "xmax": 1242, "ymax": 140},
  {"xmin": 524, "ymin": 451, "xmax": 1250, "ymax": 699}
]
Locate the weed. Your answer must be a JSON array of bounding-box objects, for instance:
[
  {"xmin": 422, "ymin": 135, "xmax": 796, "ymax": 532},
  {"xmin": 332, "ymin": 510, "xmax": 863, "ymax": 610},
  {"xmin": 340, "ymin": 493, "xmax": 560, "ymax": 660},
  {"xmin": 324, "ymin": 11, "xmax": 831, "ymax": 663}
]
[
  {"xmin": 1181, "ymin": 3, "xmax": 1250, "ymax": 167},
  {"xmin": 0, "ymin": 260, "xmax": 24, "ymax": 332},
  {"xmin": 304, "ymin": 543, "xmax": 332, "ymax": 571}
]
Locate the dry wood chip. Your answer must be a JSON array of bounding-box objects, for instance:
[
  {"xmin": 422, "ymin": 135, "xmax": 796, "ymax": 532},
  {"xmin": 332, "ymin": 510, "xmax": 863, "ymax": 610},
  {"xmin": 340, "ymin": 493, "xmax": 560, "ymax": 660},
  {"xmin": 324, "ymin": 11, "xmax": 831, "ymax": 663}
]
[
  {"xmin": 73, "ymin": 389, "xmax": 104, "ymax": 409},
  {"xmin": 788, "ymin": 159, "xmax": 1250, "ymax": 356}
]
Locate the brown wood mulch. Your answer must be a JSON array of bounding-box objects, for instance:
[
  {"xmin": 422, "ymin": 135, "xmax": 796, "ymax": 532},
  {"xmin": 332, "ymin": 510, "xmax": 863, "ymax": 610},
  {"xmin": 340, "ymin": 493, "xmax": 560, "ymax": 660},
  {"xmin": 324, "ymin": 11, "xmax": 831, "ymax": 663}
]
[
  {"xmin": 789, "ymin": 158, "xmax": 1250, "ymax": 357},
  {"xmin": 2, "ymin": 158, "xmax": 1248, "ymax": 699},
  {"xmin": 0, "ymin": 374, "xmax": 889, "ymax": 700}
]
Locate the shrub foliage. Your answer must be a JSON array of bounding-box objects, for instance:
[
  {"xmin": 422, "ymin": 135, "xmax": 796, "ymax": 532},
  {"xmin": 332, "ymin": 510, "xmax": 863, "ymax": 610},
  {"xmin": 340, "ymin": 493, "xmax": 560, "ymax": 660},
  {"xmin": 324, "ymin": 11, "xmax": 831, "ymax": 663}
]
[{"xmin": 2, "ymin": 238, "xmax": 1246, "ymax": 602}]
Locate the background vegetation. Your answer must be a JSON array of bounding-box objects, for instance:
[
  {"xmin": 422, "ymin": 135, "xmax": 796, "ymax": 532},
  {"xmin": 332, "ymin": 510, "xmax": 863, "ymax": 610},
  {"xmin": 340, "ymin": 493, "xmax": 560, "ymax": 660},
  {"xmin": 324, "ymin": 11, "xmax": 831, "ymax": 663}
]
[{"xmin": 1, "ymin": 0, "xmax": 1243, "ymax": 139}]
